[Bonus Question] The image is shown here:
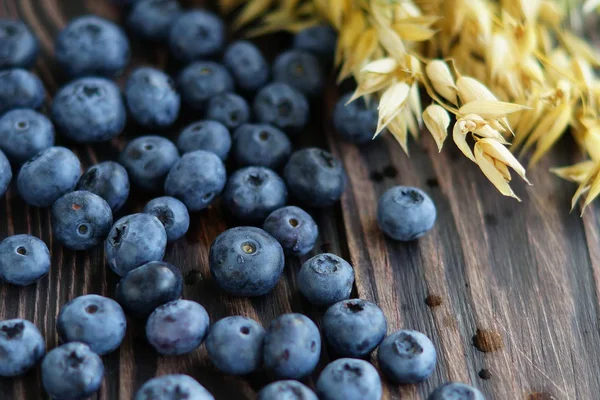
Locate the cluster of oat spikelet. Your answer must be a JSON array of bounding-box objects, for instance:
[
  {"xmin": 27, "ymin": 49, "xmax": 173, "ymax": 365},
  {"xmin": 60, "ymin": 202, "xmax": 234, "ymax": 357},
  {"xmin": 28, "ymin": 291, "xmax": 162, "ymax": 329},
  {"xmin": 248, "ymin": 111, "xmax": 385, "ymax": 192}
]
[{"xmin": 220, "ymin": 0, "xmax": 600, "ymax": 213}]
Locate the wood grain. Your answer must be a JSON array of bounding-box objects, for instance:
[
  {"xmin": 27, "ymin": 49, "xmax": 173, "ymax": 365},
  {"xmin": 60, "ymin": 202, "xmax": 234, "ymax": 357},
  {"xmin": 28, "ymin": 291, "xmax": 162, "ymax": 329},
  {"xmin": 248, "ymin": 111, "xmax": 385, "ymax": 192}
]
[{"xmin": 0, "ymin": 1, "xmax": 598, "ymax": 399}]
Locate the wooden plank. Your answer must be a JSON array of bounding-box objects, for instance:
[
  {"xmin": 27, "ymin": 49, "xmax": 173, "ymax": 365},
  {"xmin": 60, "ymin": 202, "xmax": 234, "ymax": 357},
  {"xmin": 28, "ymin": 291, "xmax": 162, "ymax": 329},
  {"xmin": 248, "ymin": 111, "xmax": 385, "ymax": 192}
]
[{"xmin": 2, "ymin": 1, "xmax": 600, "ymax": 399}]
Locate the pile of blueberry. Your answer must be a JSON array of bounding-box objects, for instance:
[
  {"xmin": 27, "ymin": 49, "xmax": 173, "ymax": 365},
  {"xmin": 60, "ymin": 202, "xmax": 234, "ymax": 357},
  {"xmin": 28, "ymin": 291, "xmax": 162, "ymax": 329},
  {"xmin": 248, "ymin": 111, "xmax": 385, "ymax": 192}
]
[{"xmin": 0, "ymin": 1, "xmax": 481, "ymax": 399}]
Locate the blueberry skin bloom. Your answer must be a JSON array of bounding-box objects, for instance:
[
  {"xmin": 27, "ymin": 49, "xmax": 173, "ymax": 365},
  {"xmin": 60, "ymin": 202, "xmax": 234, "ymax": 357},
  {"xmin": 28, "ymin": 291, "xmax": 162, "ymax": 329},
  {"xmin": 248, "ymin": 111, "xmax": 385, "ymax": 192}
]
[
  {"xmin": 377, "ymin": 186, "xmax": 437, "ymax": 241},
  {"xmin": 223, "ymin": 40, "xmax": 269, "ymax": 92},
  {"xmin": 223, "ymin": 166, "xmax": 287, "ymax": 223},
  {"xmin": 41, "ymin": 342, "xmax": 104, "ymax": 400},
  {"xmin": 273, "ymin": 50, "xmax": 324, "ymax": 97},
  {"xmin": 284, "ymin": 148, "xmax": 346, "ymax": 208},
  {"xmin": 0, "ymin": 109, "xmax": 55, "ymax": 164},
  {"xmin": 125, "ymin": 67, "xmax": 180, "ymax": 129},
  {"xmin": 143, "ymin": 196, "xmax": 190, "ymax": 242},
  {"xmin": 105, "ymin": 213, "xmax": 167, "ymax": 277},
  {"xmin": 57, "ymin": 294, "xmax": 127, "ymax": 355},
  {"xmin": 293, "ymin": 25, "xmax": 337, "ymax": 67},
  {"xmin": 209, "ymin": 226, "xmax": 284, "ymax": 297},
  {"xmin": 0, "ymin": 234, "xmax": 50, "ymax": 286},
  {"xmin": 322, "ymin": 299, "xmax": 387, "ymax": 358},
  {"xmin": 206, "ymin": 92, "xmax": 250, "ymax": 131},
  {"xmin": 169, "ymin": 10, "xmax": 225, "ymax": 63},
  {"xmin": 254, "ymin": 82, "xmax": 309, "ymax": 135},
  {"xmin": 177, "ymin": 61, "xmax": 234, "ymax": 111},
  {"xmin": 119, "ymin": 136, "xmax": 180, "ymax": 192},
  {"xmin": 127, "ymin": 0, "xmax": 182, "ymax": 41},
  {"xmin": 17, "ymin": 146, "xmax": 81, "ymax": 208},
  {"xmin": 0, "ymin": 20, "xmax": 39, "ymax": 69},
  {"xmin": 316, "ymin": 358, "xmax": 382, "ymax": 400},
  {"xmin": 135, "ymin": 375, "xmax": 214, "ymax": 400},
  {"xmin": 378, "ymin": 329, "xmax": 437, "ymax": 384},
  {"xmin": 263, "ymin": 206, "xmax": 318, "ymax": 256},
  {"xmin": 205, "ymin": 316, "xmax": 265, "ymax": 375},
  {"xmin": 76, "ymin": 162, "xmax": 130, "ymax": 212},
  {"xmin": 334, "ymin": 93, "xmax": 378, "ymax": 144},
  {"xmin": 297, "ymin": 253, "xmax": 354, "ymax": 307},
  {"xmin": 232, "ymin": 124, "xmax": 292, "ymax": 170},
  {"xmin": 164, "ymin": 150, "xmax": 226, "ymax": 211},
  {"xmin": 259, "ymin": 380, "xmax": 317, "ymax": 400},
  {"xmin": 0, "ymin": 69, "xmax": 45, "ymax": 115},
  {"xmin": 263, "ymin": 313, "xmax": 321, "ymax": 379},
  {"xmin": 52, "ymin": 190, "xmax": 113, "ymax": 251},
  {"xmin": 55, "ymin": 15, "xmax": 130, "ymax": 78},
  {"xmin": 146, "ymin": 299, "xmax": 210, "ymax": 355},
  {"xmin": 115, "ymin": 261, "xmax": 183, "ymax": 318},
  {"xmin": 52, "ymin": 77, "xmax": 126, "ymax": 143},
  {"xmin": 177, "ymin": 120, "xmax": 231, "ymax": 160},
  {"xmin": 428, "ymin": 382, "xmax": 485, "ymax": 400},
  {"xmin": 0, "ymin": 319, "xmax": 45, "ymax": 377},
  {"xmin": 0, "ymin": 149, "xmax": 11, "ymax": 197}
]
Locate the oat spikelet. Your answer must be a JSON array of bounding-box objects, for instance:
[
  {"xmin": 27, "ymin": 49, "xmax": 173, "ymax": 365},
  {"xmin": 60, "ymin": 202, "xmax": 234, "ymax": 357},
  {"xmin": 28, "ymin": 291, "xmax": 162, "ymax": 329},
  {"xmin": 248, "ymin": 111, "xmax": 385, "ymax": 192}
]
[{"xmin": 423, "ymin": 104, "xmax": 450, "ymax": 152}]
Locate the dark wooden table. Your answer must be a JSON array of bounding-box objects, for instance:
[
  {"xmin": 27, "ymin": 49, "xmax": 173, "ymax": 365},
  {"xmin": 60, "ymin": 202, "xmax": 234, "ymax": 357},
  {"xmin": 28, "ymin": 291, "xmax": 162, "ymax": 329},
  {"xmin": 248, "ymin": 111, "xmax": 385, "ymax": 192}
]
[{"xmin": 1, "ymin": 1, "xmax": 598, "ymax": 399}]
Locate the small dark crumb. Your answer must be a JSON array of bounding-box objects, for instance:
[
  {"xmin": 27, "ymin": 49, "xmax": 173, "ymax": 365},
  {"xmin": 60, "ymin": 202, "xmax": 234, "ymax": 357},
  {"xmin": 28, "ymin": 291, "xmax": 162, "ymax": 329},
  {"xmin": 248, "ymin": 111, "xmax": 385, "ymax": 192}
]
[
  {"xmin": 472, "ymin": 329, "xmax": 504, "ymax": 353},
  {"xmin": 426, "ymin": 178, "xmax": 439, "ymax": 188},
  {"xmin": 369, "ymin": 171, "xmax": 384, "ymax": 182},
  {"xmin": 382, "ymin": 165, "xmax": 397, "ymax": 178},
  {"xmin": 528, "ymin": 392, "xmax": 556, "ymax": 400},
  {"xmin": 425, "ymin": 294, "xmax": 442, "ymax": 308},
  {"xmin": 184, "ymin": 270, "xmax": 203, "ymax": 286},
  {"xmin": 465, "ymin": 283, "xmax": 470, "ymax": 288},
  {"xmin": 478, "ymin": 368, "xmax": 492, "ymax": 380},
  {"xmin": 484, "ymin": 213, "xmax": 498, "ymax": 226}
]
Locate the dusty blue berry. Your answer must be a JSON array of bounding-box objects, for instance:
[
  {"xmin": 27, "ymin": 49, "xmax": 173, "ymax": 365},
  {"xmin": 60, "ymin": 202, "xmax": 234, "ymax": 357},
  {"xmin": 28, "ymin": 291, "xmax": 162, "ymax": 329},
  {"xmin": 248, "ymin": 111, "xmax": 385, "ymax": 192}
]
[
  {"xmin": 135, "ymin": 375, "xmax": 214, "ymax": 400},
  {"xmin": 263, "ymin": 206, "xmax": 318, "ymax": 256},
  {"xmin": 254, "ymin": 82, "xmax": 309, "ymax": 135},
  {"xmin": 76, "ymin": 161, "xmax": 130, "ymax": 212},
  {"xmin": 178, "ymin": 61, "xmax": 233, "ymax": 111},
  {"xmin": 0, "ymin": 234, "xmax": 50, "ymax": 286},
  {"xmin": 428, "ymin": 382, "xmax": 485, "ymax": 400},
  {"xmin": 333, "ymin": 93, "xmax": 378, "ymax": 144},
  {"xmin": 377, "ymin": 329, "xmax": 437, "ymax": 384},
  {"xmin": 169, "ymin": 10, "xmax": 224, "ymax": 63},
  {"xmin": 293, "ymin": 25, "xmax": 337, "ymax": 67},
  {"xmin": 0, "ymin": 149, "xmax": 11, "ymax": 197},
  {"xmin": 143, "ymin": 196, "xmax": 189, "ymax": 242},
  {"xmin": 0, "ymin": 109, "xmax": 54, "ymax": 164},
  {"xmin": 177, "ymin": 120, "xmax": 231, "ymax": 160},
  {"xmin": 258, "ymin": 380, "xmax": 317, "ymax": 400},
  {"xmin": 377, "ymin": 186, "xmax": 436, "ymax": 241},
  {"xmin": 0, "ymin": 69, "xmax": 45, "ymax": 115},
  {"xmin": 0, "ymin": 20, "xmax": 39, "ymax": 69},
  {"xmin": 0, "ymin": 319, "xmax": 45, "ymax": 377},
  {"xmin": 127, "ymin": 0, "xmax": 182, "ymax": 41},
  {"xmin": 223, "ymin": 40, "xmax": 269, "ymax": 92},
  {"xmin": 273, "ymin": 50, "xmax": 324, "ymax": 97},
  {"xmin": 232, "ymin": 124, "xmax": 291, "ymax": 170},
  {"xmin": 206, "ymin": 92, "xmax": 249, "ymax": 131},
  {"xmin": 316, "ymin": 358, "xmax": 382, "ymax": 400},
  {"xmin": 297, "ymin": 253, "xmax": 354, "ymax": 306}
]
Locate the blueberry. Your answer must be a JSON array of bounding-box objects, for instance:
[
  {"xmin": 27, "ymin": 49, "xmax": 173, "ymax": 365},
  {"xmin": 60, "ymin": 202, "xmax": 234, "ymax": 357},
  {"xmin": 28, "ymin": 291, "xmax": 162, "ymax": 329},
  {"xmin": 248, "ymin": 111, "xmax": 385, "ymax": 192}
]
[
  {"xmin": 0, "ymin": 234, "xmax": 50, "ymax": 286},
  {"xmin": 284, "ymin": 148, "xmax": 346, "ymax": 207},
  {"xmin": 135, "ymin": 375, "xmax": 214, "ymax": 400},
  {"xmin": 0, "ymin": 69, "xmax": 45, "ymax": 115},
  {"xmin": 209, "ymin": 226, "xmax": 284, "ymax": 297},
  {"xmin": 115, "ymin": 261, "xmax": 183, "ymax": 318},
  {"xmin": 177, "ymin": 120, "xmax": 231, "ymax": 160},
  {"xmin": 377, "ymin": 329, "xmax": 437, "ymax": 384},
  {"xmin": 164, "ymin": 150, "xmax": 226, "ymax": 211},
  {"xmin": 258, "ymin": 380, "xmax": 317, "ymax": 400},
  {"xmin": 205, "ymin": 316, "xmax": 265, "ymax": 375},
  {"xmin": 377, "ymin": 186, "xmax": 436, "ymax": 241},
  {"xmin": 57, "ymin": 294, "xmax": 127, "ymax": 355},
  {"xmin": 263, "ymin": 313, "xmax": 321, "ymax": 379},
  {"xmin": 293, "ymin": 25, "xmax": 337, "ymax": 67},
  {"xmin": 52, "ymin": 77, "xmax": 127, "ymax": 143},
  {"xmin": 127, "ymin": 0, "xmax": 182, "ymax": 41},
  {"xmin": 334, "ymin": 93, "xmax": 378, "ymax": 144},
  {"xmin": 146, "ymin": 299, "xmax": 210, "ymax": 355},
  {"xmin": 206, "ymin": 92, "xmax": 250, "ymax": 131},
  {"xmin": 428, "ymin": 382, "xmax": 485, "ymax": 400},
  {"xmin": 76, "ymin": 161, "xmax": 130, "ymax": 212},
  {"xmin": 0, "ymin": 149, "xmax": 11, "ymax": 197},
  {"xmin": 51, "ymin": 190, "xmax": 113, "ymax": 250},
  {"xmin": 322, "ymin": 299, "xmax": 387, "ymax": 358},
  {"xmin": 17, "ymin": 146, "xmax": 81, "ymax": 208},
  {"xmin": 41, "ymin": 342, "xmax": 104, "ymax": 400},
  {"xmin": 297, "ymin": 253, "xmax": 354, "ymax": 306},
  {"xmin": 0, "ymin": 319, "xmax": 45, "ymax": 377},
  {"xmin": 223, "ymin": 166, "xmax": 287, "ymax": 223},
  {"xmin": 232, "ymin": 124, "xmax": 292, "ymax": 170},
  {"xmin": 55, "ymin": 15, "xmax": 130, "ymax": 78},
  {"xmin": 254, "ymin": 82, "xmax": 309, "ymax": 135},
  {"xmin": 273, "ymin": 50, "xmax": 324, "ymax": 97},
  {"xmin": 125, "ymin": 67, "xmax": 180, "ymax": 129},
  {"xmin": 317, "ymin": 358, "xmax": 381, "ymax": 400},
  {"xmin": 143, "ymin": 196, "xmax": 190, "ymax": 242},
  {"xmin": 0, "ymin": 20, "xmax": 39, "ymax": 69},
  {"xmin": 119, "ymin": 136, "xmax": 180, "ymax": 192},
  {"xmin": 105, "ymin": 213, "xmax": 167, "ymax": 276},
  {"xmin": 263, "ymin": 206, "xmax": 318, "ymax": 256},
  {"xmin": 169, "ymin": 10, "xmax": 225, "ymax": 63},
  {"xmin": 0, "ymin": 109, "xmax": 55, "ymax": 164},
  {"xmin": 223, "ymin": 40, "xmax": 269, "ymax": 92},
  {"xmin": 177, "ymin": 61, "xmax": 234, "ymax": 111}
]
